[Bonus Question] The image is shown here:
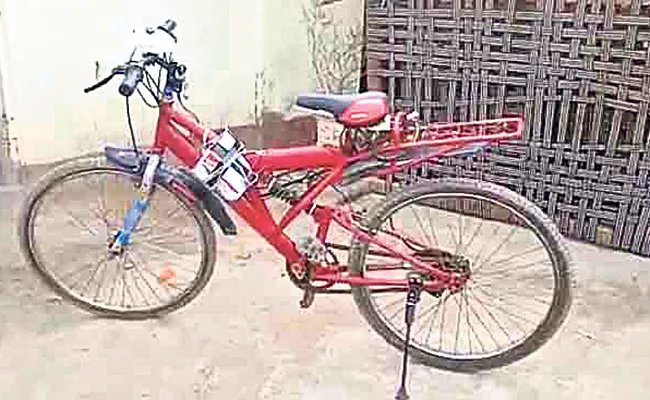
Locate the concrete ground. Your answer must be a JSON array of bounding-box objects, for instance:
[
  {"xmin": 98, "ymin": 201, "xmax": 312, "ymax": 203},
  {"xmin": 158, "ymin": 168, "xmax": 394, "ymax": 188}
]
[{"xmin": 1, "ymin": 186, "xmax": 650, "ymax": 400}]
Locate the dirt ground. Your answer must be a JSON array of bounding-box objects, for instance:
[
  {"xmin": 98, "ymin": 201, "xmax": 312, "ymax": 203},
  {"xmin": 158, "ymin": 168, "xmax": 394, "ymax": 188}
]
[{"xmin": 2, "ymin": 186, "xmax": 650, "ymax": 400}]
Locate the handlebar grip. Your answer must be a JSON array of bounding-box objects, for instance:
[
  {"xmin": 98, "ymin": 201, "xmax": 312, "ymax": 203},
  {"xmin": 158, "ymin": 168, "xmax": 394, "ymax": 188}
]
[{"xmin": 118, "ymin": 65, "xmax": 143, "ymax": 97}]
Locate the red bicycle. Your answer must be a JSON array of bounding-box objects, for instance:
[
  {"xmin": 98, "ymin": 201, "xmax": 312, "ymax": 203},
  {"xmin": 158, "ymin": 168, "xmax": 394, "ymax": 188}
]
[{"xmin": 19, "ymin": 20, "xmax": 572, "ymax": 377}]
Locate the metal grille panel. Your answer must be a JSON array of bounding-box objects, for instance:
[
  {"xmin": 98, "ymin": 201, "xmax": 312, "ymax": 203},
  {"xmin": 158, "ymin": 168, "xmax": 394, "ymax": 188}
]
[{"xmin": 365, "ymin": 0, "xmax": 650, "ymax": 254}]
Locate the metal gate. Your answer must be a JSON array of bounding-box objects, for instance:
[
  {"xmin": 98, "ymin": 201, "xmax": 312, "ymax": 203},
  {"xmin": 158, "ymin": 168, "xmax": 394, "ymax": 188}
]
[{"xmin": 364, "ymin": 0, "xmax": 650, "ymax": 255}]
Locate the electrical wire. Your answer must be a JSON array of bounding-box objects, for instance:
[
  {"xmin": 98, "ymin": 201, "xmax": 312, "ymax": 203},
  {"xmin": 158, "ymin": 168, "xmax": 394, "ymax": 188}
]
[
  {"xmin": 134, "ymin": 66, "xmax": 164, "ymax": 108},
  {"xmin": 136, "ymin": 87, "xmax": 159, "ymax": 108},
  {"xmin": 156, "ymin": 64, "xmax": 163, "ymax": 95},
  {"xmin": 125, "ymin": 97, "xmax": 140, "ymax": 157},
  {"xmin": 178, "ymin": 95, "xmax": 201, "ymax": 124},
  {"xmin": 144, "ymin": 67, "xmax": 162, "ymax": 99},
  {"xmin": 122, "ymin": 54, "xmax": 196, "ymax": 158}
]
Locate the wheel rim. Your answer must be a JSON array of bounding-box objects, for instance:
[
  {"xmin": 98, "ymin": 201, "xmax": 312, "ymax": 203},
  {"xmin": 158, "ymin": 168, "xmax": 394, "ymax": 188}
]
[
  {"xmin": 27, "ymin": 169, "xmax": 208, "ymax": 314},
  {"xmin": 360, "ymin": 192, "xmax": 560, "ymax": 361}
]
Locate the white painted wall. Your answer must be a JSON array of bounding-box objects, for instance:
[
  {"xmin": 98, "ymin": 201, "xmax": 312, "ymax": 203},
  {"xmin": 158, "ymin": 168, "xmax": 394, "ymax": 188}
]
[
  {"xmin": 262, "ymin": 0, "xmax": 364, "ymax": 110},
  {"xmin": 0, "ymin": 0, "xmax": 362, "ymax": 165},
  {"xmin": 0, "ymin": 0, "xmax": 263, "ymax": 164}
]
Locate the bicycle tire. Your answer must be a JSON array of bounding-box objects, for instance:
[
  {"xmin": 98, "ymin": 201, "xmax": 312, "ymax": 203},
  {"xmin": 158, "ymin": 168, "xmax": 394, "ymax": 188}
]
[
  {"xmin": 348, "ymin": 178, "xmax": 574, "ymax": 372},
  {"xmin": 18, "ymin": 154, "xmax": 217, "ymax": 319}
]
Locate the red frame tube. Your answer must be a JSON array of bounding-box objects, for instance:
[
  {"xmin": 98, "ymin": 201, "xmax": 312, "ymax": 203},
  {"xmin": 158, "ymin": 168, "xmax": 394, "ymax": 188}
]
[{"xmin": 148, "ymin": 98, "xmax": 524, "ymax": 288}]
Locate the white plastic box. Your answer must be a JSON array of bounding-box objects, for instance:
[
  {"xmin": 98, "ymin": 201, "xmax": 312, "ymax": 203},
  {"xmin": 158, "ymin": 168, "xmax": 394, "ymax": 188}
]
[{"xmin": 191, "ymin": 128, "xmax": 255, "ymax": 201}]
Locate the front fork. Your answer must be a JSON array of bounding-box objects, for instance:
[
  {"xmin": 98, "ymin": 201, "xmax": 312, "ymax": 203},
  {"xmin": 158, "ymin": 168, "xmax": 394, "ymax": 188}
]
[{"xmin": 109, "ymin": 154, "xmax": 161, "ymax": 254}]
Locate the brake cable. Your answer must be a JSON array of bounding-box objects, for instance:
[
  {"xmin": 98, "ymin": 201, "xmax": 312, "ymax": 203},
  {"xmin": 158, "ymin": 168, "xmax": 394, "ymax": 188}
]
[{"xmin": 125, "ymin": 97, "xmax": 140, "ymax": 157}]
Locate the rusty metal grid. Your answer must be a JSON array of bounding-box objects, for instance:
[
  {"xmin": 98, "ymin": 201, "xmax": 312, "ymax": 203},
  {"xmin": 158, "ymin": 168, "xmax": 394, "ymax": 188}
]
[{"xmin": 365, "ymin": 0, "xmax": 650, "ymax": 254}]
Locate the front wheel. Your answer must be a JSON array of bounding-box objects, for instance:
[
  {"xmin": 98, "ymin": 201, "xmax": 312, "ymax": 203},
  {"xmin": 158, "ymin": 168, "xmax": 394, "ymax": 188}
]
[
  {"xmin": 18, "ymin": 155, "xmax": 217, "ymax": 319},
  {"xmin": 348, "ymin": 178, "xmax": 573, "ymax": 372}
]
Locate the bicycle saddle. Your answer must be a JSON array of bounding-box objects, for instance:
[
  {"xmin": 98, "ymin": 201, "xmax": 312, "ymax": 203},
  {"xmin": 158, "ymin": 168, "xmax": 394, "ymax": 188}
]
[{"xmin": 296, "ymin": 91, "xmax": 388, "ymax": 128}]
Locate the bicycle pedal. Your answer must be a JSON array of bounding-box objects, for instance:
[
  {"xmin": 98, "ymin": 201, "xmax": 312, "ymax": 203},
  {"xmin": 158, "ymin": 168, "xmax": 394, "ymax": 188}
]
[{"xmin": 300, "ymin": 289, "xmax": 315, "ymax": 309}]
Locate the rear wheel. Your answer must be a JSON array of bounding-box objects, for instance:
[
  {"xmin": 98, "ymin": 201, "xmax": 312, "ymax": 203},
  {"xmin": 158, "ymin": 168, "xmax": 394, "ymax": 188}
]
[
  {"xmin": 18, "ymin": 156, "xmax": 217, "ymax": 319},
  {"xmin": 348, "ymin": 178, "xmax": 573, "ymax": 372}
]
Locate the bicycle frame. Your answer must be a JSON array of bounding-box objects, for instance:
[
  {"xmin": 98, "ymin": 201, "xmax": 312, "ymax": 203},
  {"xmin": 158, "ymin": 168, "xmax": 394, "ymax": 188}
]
[{"xmin": 146, "ymin": 96, "xmax": 523, "ymax": 290}]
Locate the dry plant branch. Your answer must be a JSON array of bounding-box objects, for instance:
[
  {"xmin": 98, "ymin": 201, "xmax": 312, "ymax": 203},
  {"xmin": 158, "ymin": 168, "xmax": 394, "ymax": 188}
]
[{"xmin": 302, "ymin": 0, "xmax": 365, "ymax": 94}]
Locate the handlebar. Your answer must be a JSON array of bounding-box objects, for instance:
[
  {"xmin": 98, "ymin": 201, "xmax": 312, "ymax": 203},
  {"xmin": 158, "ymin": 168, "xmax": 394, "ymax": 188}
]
[
  {"xmin": 83, "ymin": 72, "xmax": 118, "ymax": 93},
  {"xmin": 83, "ymin": 65, "xmax": 126, "ymax": 93},
  {"xmin": 83, "ymin": 19, "xmax": 178, "ymax": 96}
]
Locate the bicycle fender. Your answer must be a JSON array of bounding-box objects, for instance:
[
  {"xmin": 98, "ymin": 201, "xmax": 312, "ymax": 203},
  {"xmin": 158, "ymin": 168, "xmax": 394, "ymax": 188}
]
[
  {"xmin": 168, "ymin": 168, "xmax": 238, "ymax": 236},
  {"xmin": 103, "ymin": 146, "xmax": 237, "ymax": 236},
  {"xmin": 105, "ymin": 146, "xmax": 145, "ymax": 172}
]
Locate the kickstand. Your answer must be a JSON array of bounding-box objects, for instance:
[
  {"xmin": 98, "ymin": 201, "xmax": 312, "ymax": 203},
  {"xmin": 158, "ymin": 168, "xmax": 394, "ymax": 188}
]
[{"xmin": 395, "ymin": 273, "xmax": 424, "ymax": 400}]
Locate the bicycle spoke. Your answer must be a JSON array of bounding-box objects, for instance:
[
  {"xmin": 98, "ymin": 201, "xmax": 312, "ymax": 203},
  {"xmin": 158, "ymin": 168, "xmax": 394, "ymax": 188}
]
[
  {"xmin": 481, "ymin": 258, "xmax": 552, "ymax": 278},
  {"xmin": 478, "ymin": 275, "xmax": 555, "ymax": 290},
  {"xmin": 129, "ymin": 250, "xmax": 180, "ymax": 297},
  {"xmin": 465, "ymin": 287, "xmax": 514, "ymax": 343},
  {"xmin": 58, "ymin": 258, "xmax": 102, "ymax": 282},
  {"xmin": 437, "ymin": 296, "xmax": 447, "ymax": 351},
  {"xmin": 477, "ymin": 275, "xmax": 555, "ymax": 295},
  {"xmin": 139, "ymin": 229, "xmax": 195, "ymax": 243},
  {"xmin": 129, "ymin": 268, "xmax": 151, "ymax": 307},
  {"xmin": 66, "ymin": 256, "xmax": 109, "ymax": 290},
  {"xmin": 93, "ymin": 256, "xmax": 112, "ymax": 302},
  {"xmin": 386, "ymin": 303, "xmax": 406, "ymax": 323},
  {"xmin": 375, "ymin": 292, "xmax": 407, "ymax": 330},
  {"xmin": 463, "ymin": 293, "xmax": 472, "ymax": 354},
  {"xmin": 468, "ymin": 287, "xmax": 533, "ymax": 335},
  {"xmin": 145, "ymin": 233, "xmax": 198, "ymax": 248},
  {"xmin": 139, "ymin": 200, "xmax": 184, "ymax": 234},
  {"xmin": 473, "ymin": 225, "xmax": 520, "ymax": 273},
  {"xmin": 462, "ymin": 290, "xmax": 483, "ymax": 354},
  {"xmin": 477, "ymin": 281, "xmax": 552, "ymax": 307},
  {"xmin": 481, "ymin": 245, "xmax": 546, "ymax": 270},
  {"xmin": 446, "ymin": 222, "xmax": 458, "ymax": 251},
  {"xmin": 463, "ymin": 290, "xmax": 494, "ymax": 351},
  {"xmin": 62, "ymin": 208, "xmax": 101, "ymax": 236},
  {"xmin": 92, "ymin": 176, "xmax": 113, "ymax": 229},
  {"xmin": 121, "ymin": 271, "xmax": 131, "ymax": 308},
  {"xmin": 80, "ymin": 256, "xmax": 108, "ymax": 297},
  {"xmin": 457, "ymin": 211, "xmax": 464, "ymax": 255},
  {"xmin": 458, "ymin": 217, "xmax": 482, "ymax": 258},
  {"xmin": 454, "ymin": 294, "xmax": 463, "ymax": 353},
  {"xmin": 411, "ymin": 206, "xmax": 434, "ymax": 247},
  {"xmin": 413, "ymin": 295, "xmax": 445, "ymax": 338},
  {"xmin": 126, "ymin": 253, "xmax": 164, "ymax": 304},
  {"xmin": 163, "ymin": 203, "xmax": 184, "ymax": 221},
  {"xmin": 425, "ymin": 207, "xmax": 440, "ymax": 247},
  {"xmin": 108, "ymin": 255, "xmax": 126, "ymax": 306},
  {"xmin": 424, "ymin": 293, "xmax": 451, "ymax": 345},
  {"xmin": 473, "ymin": 285, "xmax": 547, "ymax": 322},
  {"xmin": 134, "ymin": 244, "xmax": 200, "ymax": 275},
  {"xmin": 469, "ymin": 224, "xmax": 500, "ymax": 267}
]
